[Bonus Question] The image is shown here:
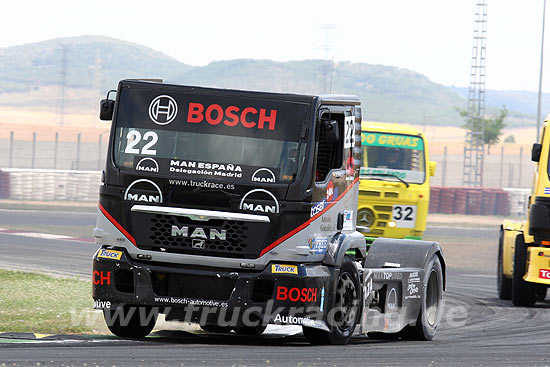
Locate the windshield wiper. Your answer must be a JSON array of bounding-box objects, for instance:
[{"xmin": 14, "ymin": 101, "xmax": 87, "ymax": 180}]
[{"xmin": 362, "ymin": 173, "xmax": 410, "ymax": 188}]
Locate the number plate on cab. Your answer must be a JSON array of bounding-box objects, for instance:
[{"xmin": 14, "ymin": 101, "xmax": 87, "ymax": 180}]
[{"xmin": 392, "ymin": 205, "xmax": 416, "ymax": 228}]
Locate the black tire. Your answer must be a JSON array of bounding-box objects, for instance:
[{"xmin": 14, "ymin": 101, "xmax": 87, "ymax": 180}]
[
  {"xmin": 103, "ymin": 306, "xmax": 158, "ymax": 338},
  {"xmin": 511, "ymin": 235, "xmax": 537, "ymax": 306},
  {"xmin": 401, "ymin": 255, "xmax": 443, "ymax": 341},
  {"xmin": 497, "ymin": 229, "xmax": 513, "ymax": 300},
  {"xmin": 200, "ymin": 324, "xmax": 232, "ymax": 333},
  {"xmin": 233, "ymin": 324, "xmax": 267, "ymax": 335},
  {"xmin": 536, "ymin": 286, "xmax": 548, "ymax": 301},
  {"xmin": 302, "ymin": 256, "xmax": 361, "ymax": 345}
]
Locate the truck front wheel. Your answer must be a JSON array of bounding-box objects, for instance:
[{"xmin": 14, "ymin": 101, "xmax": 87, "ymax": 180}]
[
  {"xmin": 302, "ymin": 255, "xmax": 361, "ymax": 345},
  {"xmin": 401, "ymin": 254, "xmax": 443, "ymax": 341},
  {"xmin": 103, "ymin": 306, "xmax": 158, "ymax": 338},
  {"xmin": 512, "ymin": 235, "xmax": 536, "ymax": 306},
  {"xmin": 497, "ymin": 229, "xmax": 512, "ymax": 300}
]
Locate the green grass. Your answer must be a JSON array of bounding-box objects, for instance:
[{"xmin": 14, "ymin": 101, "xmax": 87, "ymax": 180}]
[{"xmin": 0, "ymin": 269, "xmax": 103, "ymax": 334}]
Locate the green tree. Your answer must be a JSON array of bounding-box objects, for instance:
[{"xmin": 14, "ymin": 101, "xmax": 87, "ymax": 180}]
[{"xmin": 457, "ymin": 106, "xmax": 508, "ymax": 154}]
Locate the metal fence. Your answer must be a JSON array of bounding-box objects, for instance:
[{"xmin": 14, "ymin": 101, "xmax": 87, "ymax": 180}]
[{"xmin": 0, "ymin": 131, "xmax": 109, "ymax": 171}]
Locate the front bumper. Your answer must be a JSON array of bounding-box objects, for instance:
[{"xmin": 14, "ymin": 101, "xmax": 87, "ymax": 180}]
[
  {"xmin": 525, "ymin": 246, "xmax": 550, "ymax": 285},
  {"xmin": 92, "ymin": 247, "xmax": 335, "ymax": 328}
]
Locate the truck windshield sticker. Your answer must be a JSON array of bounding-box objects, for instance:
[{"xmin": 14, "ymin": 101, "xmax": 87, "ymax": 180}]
[
  {"xmin": 360, "ymin": 168, "xmax": 425, "ymax": 183},
  {"xmin": 361, "ymin": 132, "xmax": 424, "ymax": 150}
]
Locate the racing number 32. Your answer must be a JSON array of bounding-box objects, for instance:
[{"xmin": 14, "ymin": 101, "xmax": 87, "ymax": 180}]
[{"xmin": 392, "ymin": 205, "xmax": 416, "ymax": 228}]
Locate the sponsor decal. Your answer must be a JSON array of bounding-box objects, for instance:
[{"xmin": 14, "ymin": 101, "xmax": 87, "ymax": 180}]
[
  {"xmin": 187, "ymin": 102, "xmax": 277, "ymax": 130},
  {"xmin": 326, "ymin": 181, "xmax": 334, "ymax": 202},
  {"xmin": 171, "ymin": 225, "xmax": 226, "ymax": 240},
  {"xmin": 346, "ymin": 150, "xmax": 355, "ymax": 176},
  {"xmin": 545, "ymin": 187, "xmax": 550, "ymax": 195},
  {"xmin": 93, "ymin": 299, "xmax": 111, "ymax": 309},
  {"xmin": 373, "ymin": 271, "xmax": 403, "ymax": 281},
  {"xmin": 408, "ymin": 271, "xmax": 420, "ymax": 283},
  {"xmin": 407, "ymin": 282, "xmax": 419, "ymax": 297},
  {"xmin": 271, "ymin": 264, "xmax": 298, "ymax": 274},
  {"xmin": 540, "ymin": 269, "xmax": 550, "ymax": 279},
  {"xmin": 97, "ymin": 249, "xmax": 123, "ymax": 261},
  {"xmin": 344, "ymin": 115, "xmax": 356, "ymax": 149},
  {"xmin": 274, "ymin": 313, "xmax": 315, "ymax": 327},
  {"xmin": 149, "ymin": 95, "xmax": 178, "ymax": 125},
  {"xmin": 310, "ymin": 199, "xmax": 326, "ymax": 217},
  {"xmin": 93, "ymin": 271, "xmax": 111, "ymax": 285},
  {"xmin": 343, "ymin": 210, "xmax": 353, "ymax": 231},
  {"xmin": 308, "ymin": 237, "xmax": 328, "ymax": 255},
  {"xmin": 135, "ymin": 157, "xmax": 159, "ymax": 173},
  {"xmin": 387, "ymin": 287, "xmax": 397, "ymax": 310},
  {"xmin": 168, "ymin": 179, "xmax": 235, "ymax": 190},
  {"xmin": 169, "ymin": 159, "xmax": 243, "ymax": 178},
  {"xmin": 251, "ymin": 168, "xmax": 276, "ymax": 183},
  {"xmin": 276, "ymin": 286, "xmax": 318, "ymax": 302},
  {"xmin": 239, "ymin": 189, "xmax": 280, "ymax": 214},
  {"xmin": 361, "ymin": 132, "xmax": 424, "ymax": 150},
  {"xmin": 124, "ymin": 179, "xmax": 163, "ymax": 203},
  {"xmin": 153, "ymin": 296, "xmax": 228, "ymax": 308}
]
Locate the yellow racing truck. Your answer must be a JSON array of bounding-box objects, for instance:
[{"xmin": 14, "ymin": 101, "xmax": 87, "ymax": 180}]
[
  {"xmin": 498, "ymin": 118, "xmax": 550, "ymax": 306},
  {"xmin": 357, "ymin": 122, "xmax": 436, "ymax": 242}
]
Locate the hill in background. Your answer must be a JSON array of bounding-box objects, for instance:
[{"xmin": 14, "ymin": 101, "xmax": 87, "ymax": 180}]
[{"xmin": 0, "ymin": 35, "xmax": 543, "ymax": 127}]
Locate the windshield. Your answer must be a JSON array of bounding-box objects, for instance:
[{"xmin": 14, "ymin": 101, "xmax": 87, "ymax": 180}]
[
  {"xmin": 114, "ymin": 127, "xmax": 304, "ymax": 183},
  {"xmin": 360, "ymin": 131, "xmax": 426, "ymax": 184}
]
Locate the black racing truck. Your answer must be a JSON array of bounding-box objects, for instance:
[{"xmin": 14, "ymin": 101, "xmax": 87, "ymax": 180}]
[{"xmin": 92, "ymin": 79, "xmax": 445, "ymax": 344}]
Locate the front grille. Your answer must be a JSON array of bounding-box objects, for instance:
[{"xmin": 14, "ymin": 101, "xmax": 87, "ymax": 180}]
[
  {"xmin": 152, "ymin": 272, "xmax": 236, "ymax": 300},
  {"xmin": 385, "ymin": 192, "xmax": 399, "ymax": 198},
  {"xmin": 132, "ymin": 212, "xmax": 269, "ymax": 258},
  {"xmin": 374, "ymin": 205, "xmax": 392, "ymax": 212},
  {"xmin": 361, "ymin": 190, "xmax": 381, "ymax": 197}
]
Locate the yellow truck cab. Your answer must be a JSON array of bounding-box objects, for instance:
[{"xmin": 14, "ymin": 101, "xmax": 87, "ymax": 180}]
[
  {"xmin": 498, "ymin": 118, "xmax": 550, "ymax": 306},
  {"xmin": 357, "ymin": 122, "xmax": 435, "ymax": 242}
]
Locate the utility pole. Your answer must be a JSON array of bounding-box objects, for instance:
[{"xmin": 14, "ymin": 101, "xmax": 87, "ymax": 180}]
[{"xmin": 537, "ymin": 0, "xmax": 547, "ymax": 142}]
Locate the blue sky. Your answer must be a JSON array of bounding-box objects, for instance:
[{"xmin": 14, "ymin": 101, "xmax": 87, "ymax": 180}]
[{"xmin": 1, "ymin": 0, "xmax": 547, "ymax": 91}]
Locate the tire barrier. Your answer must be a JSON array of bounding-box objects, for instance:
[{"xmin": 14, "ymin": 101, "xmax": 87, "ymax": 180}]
[
  {"xmin": 430, "ymin": 186, "xmax": 523, "ymax": 216},
  {"xmin": 0, "ymin": 168, "xmax": 101, "ymax": 202}
]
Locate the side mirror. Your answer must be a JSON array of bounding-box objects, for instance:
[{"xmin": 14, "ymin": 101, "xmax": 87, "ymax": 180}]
[
  {"xmin": 323, "ymin": 120, "xmax": 339, "ymax": 143},
  {"xmin": 99, "ymin": 90, "xmax": 116, "ymax": 121},
  {"xmin": 532, "ymin": 143, "xmax": 542, "ymax": 162},
  {"xmin": 429, "ymin": 161, "xmax": 437, "ymax": 177}
]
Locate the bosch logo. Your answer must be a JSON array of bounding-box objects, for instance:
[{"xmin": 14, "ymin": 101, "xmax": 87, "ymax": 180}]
[
  {"xmin": 149, "ymin": 95, "xmax": 178, "ymax": 125},
  {"xmin": 276, "ymin": 286, "xmax": 318, "ymax": 303}
]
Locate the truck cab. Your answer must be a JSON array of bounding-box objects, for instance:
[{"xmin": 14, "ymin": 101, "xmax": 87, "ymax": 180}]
[
  {"xmin": 93, "ymin": 80, "xmax": 445, "ymax": 344},
  {"xmin": 357, "ymin": 122, "xmax": 435, "ymax": 241},
  {"xmin": 499, "ymin": 117, "xmax": 550, "ymax": 306}
]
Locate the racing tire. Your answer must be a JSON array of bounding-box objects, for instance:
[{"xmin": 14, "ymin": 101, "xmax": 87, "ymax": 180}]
[
  {"xmin": 302, "ymin": 255, "xmax": 361, "ymax": 345},
  {"xmin": 512, "ymin": 235, "xmax": 537, "ymax": 306},
  {"xmin": 401, "ymin": 254, "xmax": 443, "ymax": 341},
  {"xmin": 200, "ymin": 325, "xmax": 232, "ymax": 333},
  {"xmin": 497, "ymin": 229, "xmax": 512, "ymax": 300},
  {"xmin": 103, "ymin": 306, "xmax": 158, "ymax": 338},
  {"xmin": 233, "ymin": 324, "xmax": 267, "ymax": 335}
]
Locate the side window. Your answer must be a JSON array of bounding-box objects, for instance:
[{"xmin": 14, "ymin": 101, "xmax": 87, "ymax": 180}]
[{"xmin": 315, "ymin": 112, "xmax": 344, "ymax": 182}]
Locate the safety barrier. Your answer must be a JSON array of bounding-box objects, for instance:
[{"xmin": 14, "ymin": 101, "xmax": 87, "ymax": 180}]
[
  {"xmin": 0, "ymin": 168, "xmax": 101, "ymax": 202},
  {"xmin": 430, "ymin": 186, "xmax": 529, "ymax": 217}
]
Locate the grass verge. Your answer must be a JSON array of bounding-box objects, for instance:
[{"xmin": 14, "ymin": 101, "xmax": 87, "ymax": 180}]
[{"xmin": 0, "ymin": 269, "xmax": 105, "ymax": 334}]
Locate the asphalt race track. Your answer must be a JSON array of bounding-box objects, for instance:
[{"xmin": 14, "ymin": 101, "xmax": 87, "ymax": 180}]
[{"xmin": 2, "ymin": 210, "xmax": 550, "ymax": 366}]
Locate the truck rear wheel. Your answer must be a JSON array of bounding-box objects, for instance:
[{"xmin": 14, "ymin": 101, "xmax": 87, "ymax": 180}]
[
  {"xmin": 302, "ymin": 256, "xmax": 361, "ymax": 345},
  {"xmin": 497, "ymin": 229, "xmax": 512, "ymax": 300},
  {"xmin": 103, "ymin": 306, "xmax": 157, "ymax": 338},
  {"xmin": 401, "ymin": 254, "xmax": 443, "ymax": 341},
  {"xmin": 512, "ymin": 235, "xmax": 537, "ymax": 306}
]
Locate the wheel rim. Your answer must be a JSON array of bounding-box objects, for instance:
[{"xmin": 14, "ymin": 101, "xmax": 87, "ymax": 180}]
[
  {"xmin": 425, "ymin": 269, "xmax": 441, "ymax": 326},
  {"xmin": 334, "ymin": 272, "xmax": 359, "ymax": 332}
]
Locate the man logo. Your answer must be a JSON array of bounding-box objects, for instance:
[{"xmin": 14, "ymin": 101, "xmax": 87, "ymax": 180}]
[
  {"xmin": 251, "ymin": 168, "xmax": 276, "ymax": 183},
  {"xmin": 124, "ymin": 179, "xmax": 163, "ymax": 203},
  {"xmin": 239, "ymin": 189, "xmax": 279, "ymax": 214},
  {"xmin": 135, "ymin": 157, "xmax": 159, "ymax": 173},
  {"xmin": 149, "ymin": 95, "xmax": 178, "ymax": 125},
  {"xmin": 192, "ymin": 239, "xmax": 206, "ymax": 249}
]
